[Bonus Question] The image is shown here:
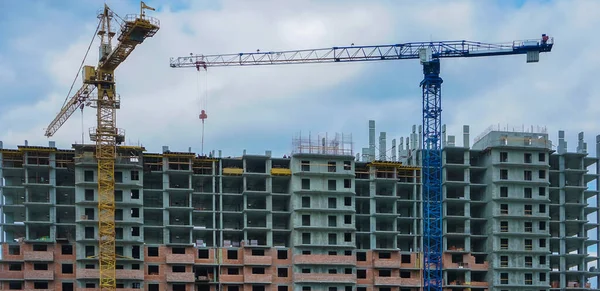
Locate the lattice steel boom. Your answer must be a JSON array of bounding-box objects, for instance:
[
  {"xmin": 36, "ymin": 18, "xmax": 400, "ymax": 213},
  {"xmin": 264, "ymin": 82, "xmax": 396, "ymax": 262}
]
[
  {"xmin": 44, "ymin": 2, "xmax": 159, "ymax": 291},
  {"xmin": 170, "ymin": 36, "xmax": 553, "ymax": 291}
]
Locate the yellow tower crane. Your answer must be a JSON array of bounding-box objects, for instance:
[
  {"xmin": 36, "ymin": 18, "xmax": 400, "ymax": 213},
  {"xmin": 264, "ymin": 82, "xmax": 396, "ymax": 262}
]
[{"xmin": 44, "ymin": 2, "xmax": 159, "ymax": 290}]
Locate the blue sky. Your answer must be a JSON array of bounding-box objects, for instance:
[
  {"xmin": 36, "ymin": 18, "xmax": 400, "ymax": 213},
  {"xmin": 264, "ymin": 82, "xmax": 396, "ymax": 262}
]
[{"xmin": 0, "ymin": 0, "xmax": 599, "ymax": 286}]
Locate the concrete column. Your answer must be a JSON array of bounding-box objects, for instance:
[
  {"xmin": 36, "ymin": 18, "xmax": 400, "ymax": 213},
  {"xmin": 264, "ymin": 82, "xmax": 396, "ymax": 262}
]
[
  {"xmin": 559, "ymin": 152, "xmax": 566, "ymax": 287},
  {"xmin": 463, "ymin": 125, "xmax": 470, "ymax": 148},
  {"xmin": 577, "ymin": 132, "xmax": 585, "ymax": 153},
  {"xmin": 369, "ymin": 120, "xmax": 376, "ymax": 162},
  {"xmin": 418, "ymin": 125, "xmax": 423, "ymax": 150},
  {"xmin": 558, "ymin": 130, "xmax": 567, "ymax": 154},
  {"xmin": 412, "ymin": 125, "xmax": 417, "ymax": 150},
  {"xmin": 442, "ymin": 124, "xmax": 447, "ymax": 147},
  {"xmin": 447, "ymin": 135, "xmax": 455, "ymax": 147},
  {"xmin": 361, "ymin": 148, "xmax": 369, "ymax": 162},
  {"xmin": 392, "ymin": 139, "xmax": 397, "ymax": 162},
  {"xmin": 379, "ymin": 132, "xmax": 386, "ymax": 161},
  {"xmin": 398, "ymin": 137, "xmax": 404, "ymax": 159}
]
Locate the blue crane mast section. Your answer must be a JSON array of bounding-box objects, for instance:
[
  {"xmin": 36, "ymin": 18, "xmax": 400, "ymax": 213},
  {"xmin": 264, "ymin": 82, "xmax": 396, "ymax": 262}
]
[{"xmin": 170, "ymin": 35, "xmax": 554, "ymax": 291}]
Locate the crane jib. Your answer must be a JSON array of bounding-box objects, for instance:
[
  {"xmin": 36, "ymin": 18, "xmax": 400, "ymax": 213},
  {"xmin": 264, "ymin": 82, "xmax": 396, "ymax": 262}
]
[{"xmin": 170, "ymin": 37, "xmax": 553, "ymax": 68}]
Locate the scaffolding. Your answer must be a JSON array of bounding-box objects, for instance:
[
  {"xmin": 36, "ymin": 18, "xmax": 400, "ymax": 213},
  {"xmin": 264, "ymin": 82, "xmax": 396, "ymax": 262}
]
[
  {"xmin": 193, "ymin": 158, "xmax": 217, "ymax": 175},
  {"xmin": 56, "ymin": 151, "xmax": 75, "ymax": 168},
  {"xmin": 367, "ymin": 161, "xmax": 422, "ymax": 183},
  {"xmin": 1, "ymin": 150, "xmax": 24, "ymax": 168},
  {"xmin": 292, "ymin": 132, "xmax": 353, "ymax": 156},
  {"xmin": 143, "ymin": 154, "xmax": 163, "ymax": 172}
]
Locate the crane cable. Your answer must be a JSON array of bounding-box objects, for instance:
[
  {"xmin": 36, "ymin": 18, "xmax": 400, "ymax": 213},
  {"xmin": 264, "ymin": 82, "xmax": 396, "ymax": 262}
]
[
  {"xmin": 61, "ymin": 20, "xmax": 101, "ymax": 108},
  {"xmin": 197, "ymin": 69, "xmax": 209, "ymax": 155}
]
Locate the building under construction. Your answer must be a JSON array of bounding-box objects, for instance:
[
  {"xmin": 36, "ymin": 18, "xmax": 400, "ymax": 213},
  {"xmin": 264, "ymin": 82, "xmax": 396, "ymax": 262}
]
[{"xmin": 0, "ymin": 121, "xmax": 598, "ymax": 291}]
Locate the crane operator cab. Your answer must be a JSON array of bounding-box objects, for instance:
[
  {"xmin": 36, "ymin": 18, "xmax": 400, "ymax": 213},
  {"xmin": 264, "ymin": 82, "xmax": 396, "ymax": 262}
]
[{"xmin": 542, "ymin": 34, "xmax": 549, "ymax": 45}]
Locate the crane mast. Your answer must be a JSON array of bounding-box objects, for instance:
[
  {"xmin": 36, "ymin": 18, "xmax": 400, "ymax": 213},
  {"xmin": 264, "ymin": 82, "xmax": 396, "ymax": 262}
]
[
  {"xmin": 171, "ymin": 36, "xmax": 553, "ymax": 291},
  {"xmin": 421, "ymin": 58, "xmax": 444, "ymax": 290},
  {"xmin": 44, "ymin": 2, "xmax": 159, "ymax": 290}
]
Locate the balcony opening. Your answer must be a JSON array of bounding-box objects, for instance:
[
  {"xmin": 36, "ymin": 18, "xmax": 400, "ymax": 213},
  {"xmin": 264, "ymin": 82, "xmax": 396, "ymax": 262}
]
[
  {"xmin": 378, "ymin": 269, "xmax": 391, "ymax": 277},
  {"xmin": 147, "ymin": 265, "xmax": 159, "ymax": 275},
  {"xmin": 132, "ymin": 246, "xmax": 141, "ymax": 259},
  {"xmin": 32, "ymin": 245, "xmax": 47, "ymax": 251},
  {"xmin": 525, "ymin": 205, "xmax": 532, "ymax": 215},
  {"xmin": 246, "ymin": 159, "xmax": 266, "ymax": 173},
  {"xmin": 33, "ymin": 282, "xmax": 48, "ymax": 289},
  {"xmin": 272, "ymin": 178, "xmax": 290, "ymax": 194},
  {"xmin": 500, "ymin": 152, "xmax": 508, "ymax": 162},
  {"xmin": 329, "ymin": 197, "xmax": 337, "ymax": 209},
  {"xmin": 8, "ymin": 245, "xmax": 20, "ymax": 255},
  {"xmin": 148, "ymin": 247, "xmax": 159, "ymax": 256},
  {"xmin": 301, "ymin": 160, "xmax": 310, "ymax": 171},
  {"xmin": 474, "ymin": 254, "xmax": 486, "ymax": 264},
  {"xmin": 84, "ymin": 170, "xmax": 94, "ymax": 182},
  {"xmin": 328, "ymin": 179, "xmax": 337, "ymax": 190},
  {"xmin": 500, "ymin": 169, "xmax": 508, "ymax": 180},
  {"xmin": 277, "ymin": 250, "xmax": 288, "ymax": 259},
  {"xmin": 62, "ymin": 263, "xmax": 73, "ymax": 274},
  {"xmin": 525, "ymin": 239, "xmax": 533, "ymax": 251},
  {"xmin": 172, "ymin": 265, "xmax": 186, "ymax": 273},
  {"xmin": 115, "ymin": 171, "xmax": 123, "ymax": 183},
  {"xmin": 500, "ymin": 187, "xmax": 508, "ymax": 198},
  {"xmin": 451, "ymin": 254, "xmax": 464, "ymax": 264},
  {"xmin": 500, "ymin": 255, "xmax": 508, "ymax": 267},
  {"xmin": 525, "ymin": 256, "xmax": 532, "ymax": 267},
  {"xmin": 227, "ymin": 250, "xmax": 238, "ymax": 260},
  {"xmin": 9, "ymin": 263, "xmax": 22, "ymax": 271},
  {"xmin": 500, "ymin": 204, "xmax": 508, "ymax": 215},
  {"xmin": 500, "ymin": 221, "xmax": 508, "ymax": 232},
  {"xmin": 357, "ymin": 252, "xmax": 366, "ymax": 261},
  {"xmin": 198, "ymin": 249, "xmax": 209, "ymax": 259},
  {"xmin": 33, "ymin": 263, "xmax": 48, "ymax": 270},
  {"xmin": 246, "ymin": 177, "xmax": 267, "ymax": 192},
  {"xmin": 378, "ymin": 252, "xmax": 391, "ymax": 259},
  {"xmin": 8, "ymin": 282, "xmax": 22, "ymax": 290}
]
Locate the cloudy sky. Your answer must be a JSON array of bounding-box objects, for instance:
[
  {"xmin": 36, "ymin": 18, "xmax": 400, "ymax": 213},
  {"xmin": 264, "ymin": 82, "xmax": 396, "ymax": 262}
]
[
  {"xmin": 2, "ymin": 0, "xmax": 599, "ymax": 157},
  {"xmin": 0, "ymin": 0, "xmax": 599, "ymax": 285}
]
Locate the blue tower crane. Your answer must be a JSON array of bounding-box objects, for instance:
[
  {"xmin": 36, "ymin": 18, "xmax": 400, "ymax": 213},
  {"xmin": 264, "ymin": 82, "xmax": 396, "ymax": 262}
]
[{"xmin": 170, "ymin": 35, "xmax": 553, "ymax": 291}]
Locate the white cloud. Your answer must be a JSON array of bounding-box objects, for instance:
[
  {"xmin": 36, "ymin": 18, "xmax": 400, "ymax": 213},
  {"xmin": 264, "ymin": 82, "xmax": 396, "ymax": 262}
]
[
  {"xmin": 0, "ymin": 57, "xmax": 16, "ymax": 84},
  {"xmin": 2, "ymin": 0, "xmax": 600, "ymax": 157}
]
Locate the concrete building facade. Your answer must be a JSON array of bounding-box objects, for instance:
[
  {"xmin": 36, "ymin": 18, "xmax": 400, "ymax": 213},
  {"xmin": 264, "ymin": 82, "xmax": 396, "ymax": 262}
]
[{"xmin": 0, "ymin": 126, "xmax": 598, "ymax": 291}]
